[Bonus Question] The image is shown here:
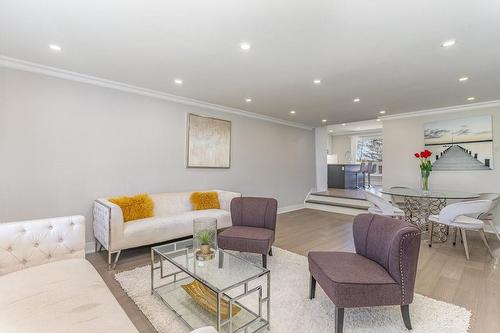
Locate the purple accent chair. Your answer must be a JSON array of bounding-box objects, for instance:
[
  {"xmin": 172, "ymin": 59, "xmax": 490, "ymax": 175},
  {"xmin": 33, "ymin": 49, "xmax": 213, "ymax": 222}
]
[
  {"xmin": 217, "ymin": 197, "xmax": 278, "ymax": 268},
  {"xmin": 308, "ymin": 214, "xmax": 421, "ymax": 332}
]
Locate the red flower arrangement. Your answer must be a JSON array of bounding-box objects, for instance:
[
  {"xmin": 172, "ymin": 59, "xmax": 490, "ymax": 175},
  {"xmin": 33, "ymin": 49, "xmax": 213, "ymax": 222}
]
[
  {"xmin": 415, "ymin": 149, "xmax": 432, "ymax": 159},
  {"xmin": 414, "ymin": 149, "xmax": 432, "ymax": 191}
]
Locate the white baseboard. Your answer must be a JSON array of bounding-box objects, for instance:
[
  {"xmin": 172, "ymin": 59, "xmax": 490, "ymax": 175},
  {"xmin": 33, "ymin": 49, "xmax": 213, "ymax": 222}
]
[{"xmin": 278, "ymin": 204, "xmax": 305, "ymax": 214}]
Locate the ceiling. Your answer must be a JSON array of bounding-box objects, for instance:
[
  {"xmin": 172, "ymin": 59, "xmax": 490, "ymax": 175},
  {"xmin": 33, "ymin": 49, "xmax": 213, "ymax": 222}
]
[
  {"xmin": 328, "ymin": 119, "xmax": 382, "ymax": 136},
  {"xmin": 1, "ymin": 0, "xmax": 500, "ymax": 127}
]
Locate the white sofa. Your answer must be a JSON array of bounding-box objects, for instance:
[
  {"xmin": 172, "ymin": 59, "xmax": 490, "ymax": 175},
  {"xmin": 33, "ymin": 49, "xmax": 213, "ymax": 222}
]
[
  {"xmin": 93, "ymin": 189, "xmax": 241, "ymax": 267},
  {"xmin": 0, "ymin": 216, "xmax": 138, "ymax": 333}
]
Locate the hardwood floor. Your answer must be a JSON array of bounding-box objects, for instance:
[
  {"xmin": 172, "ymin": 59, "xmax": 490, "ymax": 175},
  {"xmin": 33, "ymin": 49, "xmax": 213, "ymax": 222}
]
[{"xmin": 87, "ymin": 209, "xmax": 500, "ymax": 333}]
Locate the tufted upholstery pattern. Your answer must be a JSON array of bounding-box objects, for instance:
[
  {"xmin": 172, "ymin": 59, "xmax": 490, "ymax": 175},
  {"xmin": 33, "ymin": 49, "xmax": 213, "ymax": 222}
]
[{"xmin": 0, "ymin": 216, "xmax": 85, "ymax": 276}]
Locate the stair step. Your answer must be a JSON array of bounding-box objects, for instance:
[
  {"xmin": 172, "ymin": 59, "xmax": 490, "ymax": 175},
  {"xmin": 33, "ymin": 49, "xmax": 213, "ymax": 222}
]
[{"xmin": 305, "ymin": 199, "xmax": 369, "ymax": 210}]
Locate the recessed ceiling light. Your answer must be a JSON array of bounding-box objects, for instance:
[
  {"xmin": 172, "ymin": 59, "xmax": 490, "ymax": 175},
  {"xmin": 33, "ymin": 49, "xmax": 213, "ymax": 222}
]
[
  {"xmin": 353, "ymin": 98, "xmax": 361, "ymax": 103},
  {"xmin": 245, "ymin": 98, "xmax": 252, "ymax": 103},
  {"xmin": 322, "ymin": 119, "xmax": 327, "ymax": 123},
  {"xmin": 467, "ymin": 97, "xmax": 475, "ymax": 101},
  {"xmin": 458, "ymin": 77, "xmax": 469, "ymax": 82},
  {"xmin": 341, "ymin": 123, "xmax": 346, "ymax": 126},
  {"xmin": 240, "ymin": 42, "xmax": 251, "ymax": 51},
  {"xmin": 290, "ymin": 110, "xmax": 296, "ymax": 114},
  {"xmin": 379, "ymin": 110, "xmax": 386, "ymax": 114},
  {"xmin": 313, "ymin": 79, "xmax": 321, "ymax": 84},
  {"xmin": 441, "ymin": 39, "xmax": 456, "ymax": 47},
  {"xmin": 174, "ymin": 79, "xmax": 183, "ymax": 85},
  {"xmin": 49, "ymin": 44, "xmax": 62, "ymax": 52},
  {"xmin": 376, "ymin": 118, "xmax": 381, "ymax": 122}
]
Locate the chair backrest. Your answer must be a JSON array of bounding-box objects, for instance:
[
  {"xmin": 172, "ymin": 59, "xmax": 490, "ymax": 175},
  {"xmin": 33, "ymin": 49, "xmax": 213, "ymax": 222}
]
[
  {"xmin": 371, "ymin": 163, "xmax": 377, "ymax": 173},
  {"xmin": 357, "ymin": 162, "xmax": 366, "ymax": 172},
  {"xmin": 390, "ymin": 186, "xmax": 410, "ymax": 205},
  {"xmin": 478, "ymin": 193, "xmax": 500, "ymax": 213},
  {"xmin": 365, "ymin": 161, "xmax": 373, "ymax": 172},
  {"xmin": 230, "ymin": 197, "xmax": 278, "ymax": 231},
  {"xmin": 439, "ymin": 200, "xmax": 492, "ymax": 225},
  {"xmin": 0, "ymin": 216, "xmax": 85, "ymax": 276},
  {"xmin": 353, "ymin": 214, "xmax": 421, "ymax": 304},
  {"xmin": 364, "ymin": 190, "xmax": 396, "ymax": 214}
]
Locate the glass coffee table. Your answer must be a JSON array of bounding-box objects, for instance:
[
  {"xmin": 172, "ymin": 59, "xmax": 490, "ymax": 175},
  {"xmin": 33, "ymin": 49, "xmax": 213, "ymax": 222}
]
[{"xmin": 151, "ymin": 239, "xmax": 270, "ymax": 333}]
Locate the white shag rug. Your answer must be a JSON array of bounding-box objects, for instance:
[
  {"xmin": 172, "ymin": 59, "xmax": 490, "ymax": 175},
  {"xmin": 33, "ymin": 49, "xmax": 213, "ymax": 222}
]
[{"xmin": 115, "ymin": 247, "xmax": 471, "ymax": 333}]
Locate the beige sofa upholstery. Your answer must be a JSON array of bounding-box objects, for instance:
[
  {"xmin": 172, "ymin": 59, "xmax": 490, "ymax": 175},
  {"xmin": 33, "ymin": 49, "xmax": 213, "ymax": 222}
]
[
  {"xmin": 0, "ymin": 216, "xmax": 137, "ymax": 333},
  {"xmin": 93, "ymin": 189, "xmax": 241, "ymax": 267}
]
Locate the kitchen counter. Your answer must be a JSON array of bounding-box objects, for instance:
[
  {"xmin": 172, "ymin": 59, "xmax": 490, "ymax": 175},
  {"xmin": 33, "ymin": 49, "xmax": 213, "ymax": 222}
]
[{"xmin": 327, "ymin": 164, "xmax": 363, "ymax": 189}]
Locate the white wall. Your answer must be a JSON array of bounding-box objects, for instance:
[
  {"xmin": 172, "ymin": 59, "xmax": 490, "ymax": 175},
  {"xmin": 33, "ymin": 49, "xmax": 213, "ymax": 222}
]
[
  {"xmin": 383, "ymin": 105, "xmax": 500, "ymax": 227},
  {"xmin": 0, "ymin": 68, "xmax": 316, "ymax": 240},
  {"xmin": 329, "ymin": 134, "xmax": 352, "ymax": 164},
  {"xmin": 314, "ymin": 127, "xmax": 328, "ymax": 192}
]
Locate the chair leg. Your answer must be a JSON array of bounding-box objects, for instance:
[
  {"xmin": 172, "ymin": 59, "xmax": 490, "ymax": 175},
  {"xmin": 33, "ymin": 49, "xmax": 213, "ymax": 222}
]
[
  {"xmin": 460, "ymin": 229, "xmax": 470, "ymax": 260},
  {"xmin": 479, "ymin": 229, "xmax": 494, "ymax": 258},
  {"xmin": 487, "ymin": 219, "xmax": 500, "ymax": 241},
  {"xmin": 335, "ymin": 307, "xmax": 344, "ymax": 333},
  {"xmin": 428, "ymin": 221, "xmax": 434, "ymax": 247},
  {"xmin": 401, "ymin": 305, "xmax": 412, "ymax": 330},
  {"xmin": 309, "ymin": 275, "xmax": 316, "ymax": 299},
  {"xmin": 453, "ymin": 227, "xmax": 457, "ymax": 246},
  {"xmin": 262, "ymin": 254, "xmax": 267, "ymax": 268},
  {"xmin": 268, "ymin": 248, "xmax": 273, "ymax": 256}
]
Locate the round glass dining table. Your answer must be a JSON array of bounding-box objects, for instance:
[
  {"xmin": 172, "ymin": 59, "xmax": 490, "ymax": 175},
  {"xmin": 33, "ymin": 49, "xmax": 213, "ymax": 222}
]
[{"xmin": 380, "ymin": 188, "xmax": 479, "ymax": 242}]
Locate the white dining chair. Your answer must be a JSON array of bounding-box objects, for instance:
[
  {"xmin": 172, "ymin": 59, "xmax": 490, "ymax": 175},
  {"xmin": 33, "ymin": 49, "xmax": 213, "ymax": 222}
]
[
  {"xmin": 389, "ymin": 186, "xmax": 410, "ymax": 208},
  {"xmin": 476, "ymin": 193, "xmax": 500, "ymax": 241},
  {"xmin": 428, "ymin": 200, "xmax": 493, "ymax": 260},
  {"xmin": 364, "ymin": 190, "xmax": 405, "ymax": 219}
]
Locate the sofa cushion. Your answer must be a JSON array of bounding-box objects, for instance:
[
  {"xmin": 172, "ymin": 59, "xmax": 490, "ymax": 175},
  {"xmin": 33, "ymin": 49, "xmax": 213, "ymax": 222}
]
[
  {"xmin": 108, "ymin": 194, "xmax": 154, "ymax": 222},
  {"xmin": 190, "ymin": 191, "xmax": 220, "ymax": 210},
  {"xmin": 308, "ymin": 251, "xmax": 401, "ymax": 308},
  {"xmin": 218, "ymin": 226, "xmax": 274, "ymax": 254},
  {"xmin": 120, "ymin": 209, "xmax": 232, "ymax": 250},
  {"xmin": 150, "ymin": 191, "xmax": 193, "ymax": 216},
  {"xmin": 0, "ymin": 258, "xmax": 137, "ymax": 333}
]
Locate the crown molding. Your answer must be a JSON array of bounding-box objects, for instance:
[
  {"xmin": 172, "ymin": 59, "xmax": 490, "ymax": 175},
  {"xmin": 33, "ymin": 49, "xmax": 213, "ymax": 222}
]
[
  {"xmin": 0, "ymin": 55, "xmax": 313, "ymax": 130},
  {"xmin": 330, "ymin": 129, "xmax": 382, "ymax": 137},
  {"xmin": 380, "ymin": 100, "xmax": 500, "ymax": 120}
]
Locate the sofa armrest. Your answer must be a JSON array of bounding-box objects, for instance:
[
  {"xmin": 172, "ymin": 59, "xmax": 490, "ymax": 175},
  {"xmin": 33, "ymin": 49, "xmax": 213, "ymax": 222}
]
[
  {"xmin": 93, "ymin": 199, "xmax": 124, "ymax": 252},
  {"xmin": 0, "ymin": 215, "xmax": 85, "ymax": 276},
  {"xmin": 214, "ymin": 190, "xmax": 242, "ymax": 212}
]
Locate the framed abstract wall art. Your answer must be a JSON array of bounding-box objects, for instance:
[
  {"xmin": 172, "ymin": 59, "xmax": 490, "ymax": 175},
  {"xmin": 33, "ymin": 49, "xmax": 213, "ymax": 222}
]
[{"xmin": 186, "ymin": 113, "xmax": 231, "ymax": 168}]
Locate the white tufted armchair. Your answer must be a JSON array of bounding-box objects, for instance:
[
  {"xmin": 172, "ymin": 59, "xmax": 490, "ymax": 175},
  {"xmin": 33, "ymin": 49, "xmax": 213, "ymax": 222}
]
[{"xmin": 0, "ymin": 215, "xmax": 85, "ymax": 275}]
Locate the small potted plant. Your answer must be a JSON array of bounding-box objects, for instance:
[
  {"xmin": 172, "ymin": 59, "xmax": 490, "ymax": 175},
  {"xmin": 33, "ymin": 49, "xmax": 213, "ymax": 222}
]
[
  {"xmin": 414, "ymin": 149, "xmax": 432, "ymax": 193},
  {"xmin": 195, "ymin": 229, "xmax": 215, "ymax": 260}
]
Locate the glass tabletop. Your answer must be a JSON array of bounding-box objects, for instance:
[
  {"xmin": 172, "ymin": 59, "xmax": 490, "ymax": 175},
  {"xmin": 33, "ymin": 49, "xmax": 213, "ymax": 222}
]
[
  {"xmin": 152, "ymin": 239, "xmax": 268, "ymax": 292},
  {"xmin": 381, "ymin": 187, "xmax": 479, "ymax": 199}
]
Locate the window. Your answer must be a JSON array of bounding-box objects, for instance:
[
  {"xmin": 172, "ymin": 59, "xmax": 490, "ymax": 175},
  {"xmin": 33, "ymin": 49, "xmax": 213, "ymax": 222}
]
[{"xmin": 356, "ymin": 136, "xmax": 383, "ymax": 162}]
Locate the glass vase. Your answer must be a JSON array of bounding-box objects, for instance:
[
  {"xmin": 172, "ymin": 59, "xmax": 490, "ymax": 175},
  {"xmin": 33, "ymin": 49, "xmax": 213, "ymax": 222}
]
[
  {"xmin": 193, "ymin": 217, "xmax": 218, "ymax": 261},
  {"xmin": 421, "ymin": 170, "xmax": 430, "ymax": 193}
]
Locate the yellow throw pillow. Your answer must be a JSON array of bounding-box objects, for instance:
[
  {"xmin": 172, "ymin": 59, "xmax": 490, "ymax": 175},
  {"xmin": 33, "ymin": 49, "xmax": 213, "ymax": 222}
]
[
  {"xmin": 108, "ymin": 194, "xmax": 154, "ymax": 222},
  {"xmin": 190, "ymin": 191, "xmax": 220, "ymax": 210}
]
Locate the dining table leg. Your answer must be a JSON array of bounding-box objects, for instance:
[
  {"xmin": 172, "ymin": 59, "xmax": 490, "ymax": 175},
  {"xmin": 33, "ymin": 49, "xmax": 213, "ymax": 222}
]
[{"xmin": 404, "ymin": 196, "xmax": 448, "ymax": 243}]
